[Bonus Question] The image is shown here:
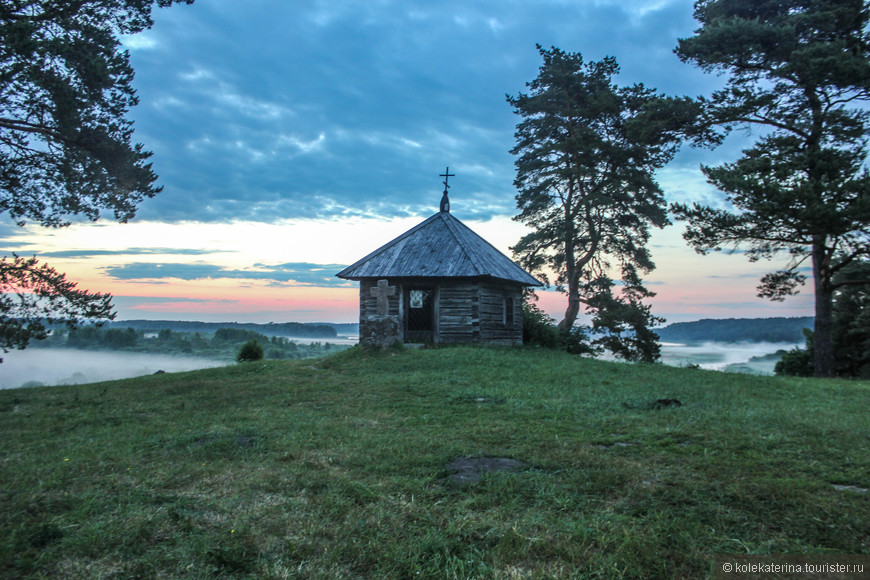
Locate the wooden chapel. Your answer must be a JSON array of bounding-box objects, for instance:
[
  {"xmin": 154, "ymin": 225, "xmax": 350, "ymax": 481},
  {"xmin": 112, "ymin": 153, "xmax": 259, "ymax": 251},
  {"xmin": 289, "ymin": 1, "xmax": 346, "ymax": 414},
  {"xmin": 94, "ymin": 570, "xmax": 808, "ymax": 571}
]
[{"xmin": 336, "ymin": 169, "xmax": 541, "ymax": 346}]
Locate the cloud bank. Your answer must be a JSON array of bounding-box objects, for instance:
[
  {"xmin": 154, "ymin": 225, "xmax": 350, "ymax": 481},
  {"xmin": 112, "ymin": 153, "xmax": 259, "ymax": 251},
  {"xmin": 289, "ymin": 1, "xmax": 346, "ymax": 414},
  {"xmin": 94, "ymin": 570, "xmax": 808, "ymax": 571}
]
[{"xmin": 123, "ymin": 0, "xmax": 725, "ymax": 224}]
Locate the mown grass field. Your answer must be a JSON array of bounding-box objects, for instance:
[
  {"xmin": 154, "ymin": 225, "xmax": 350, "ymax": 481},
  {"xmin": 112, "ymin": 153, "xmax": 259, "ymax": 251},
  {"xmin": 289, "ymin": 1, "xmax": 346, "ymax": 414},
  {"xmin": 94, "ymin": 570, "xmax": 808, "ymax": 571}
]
[{"xmin": 1, "ymin": 346, "xmax": 868, "ymax": 578}]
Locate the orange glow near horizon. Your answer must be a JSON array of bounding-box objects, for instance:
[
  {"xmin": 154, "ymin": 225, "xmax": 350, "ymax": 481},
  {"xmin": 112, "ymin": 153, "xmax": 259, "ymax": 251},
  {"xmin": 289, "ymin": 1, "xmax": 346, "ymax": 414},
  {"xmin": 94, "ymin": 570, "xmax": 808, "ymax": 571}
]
[
  {"xmin": 4, "ymin": 216, "xmax": 814, "ymax": 324},
  {"xmin": 95, "ymin": 278, "xmax": 360, "ymax": 323}
]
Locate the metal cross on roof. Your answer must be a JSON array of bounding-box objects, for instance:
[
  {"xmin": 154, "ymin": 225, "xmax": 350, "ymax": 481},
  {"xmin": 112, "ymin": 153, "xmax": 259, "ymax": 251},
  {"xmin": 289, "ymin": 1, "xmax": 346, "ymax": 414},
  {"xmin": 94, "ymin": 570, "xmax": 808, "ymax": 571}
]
[
  {"xmin": 440, "ymin": 167, "xmax": 455, "ymax": 191},
  {"xmin": 439, "ymin": 167, "xmax": 454, "ymax": 213}
]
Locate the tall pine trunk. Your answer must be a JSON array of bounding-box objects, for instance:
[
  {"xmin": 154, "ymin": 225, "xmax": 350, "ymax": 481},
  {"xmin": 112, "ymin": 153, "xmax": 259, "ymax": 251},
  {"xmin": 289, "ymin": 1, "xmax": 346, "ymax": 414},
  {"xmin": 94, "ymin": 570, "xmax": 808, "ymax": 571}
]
[
  {"xmin": 812, "ymin": 238, "xmax": 835, "ymax": 378},
  {"xmin": 558, "ymin": 213, "xmax": 581, "ymax": 335},
  {"xmin": 558, "ymin": 283, "xmax": 581, "ymax": 335}
]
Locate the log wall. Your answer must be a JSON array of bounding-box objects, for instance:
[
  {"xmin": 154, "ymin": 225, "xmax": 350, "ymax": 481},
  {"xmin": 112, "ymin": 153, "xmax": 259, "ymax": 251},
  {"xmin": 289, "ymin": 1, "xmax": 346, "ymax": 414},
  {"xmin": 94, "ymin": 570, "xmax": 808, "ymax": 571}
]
[
  {"xmin": 356, "ymin": 278, "xmax": 524, "ymax": 346},
  {"xmin": 437, "ymin": 281, "xmax": 478, "ymax": 343},
  {"xmin": 478, "ymin": 282, "xmax": 523, "ymax": 345}
]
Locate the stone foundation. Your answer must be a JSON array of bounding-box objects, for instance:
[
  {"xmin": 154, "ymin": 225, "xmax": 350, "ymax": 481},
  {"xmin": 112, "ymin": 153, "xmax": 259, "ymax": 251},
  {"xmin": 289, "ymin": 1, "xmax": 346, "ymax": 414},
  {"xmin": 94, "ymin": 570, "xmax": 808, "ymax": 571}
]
[{"xmin": 360, "ymin": 315, "xmax": 401, "ymax": 348}]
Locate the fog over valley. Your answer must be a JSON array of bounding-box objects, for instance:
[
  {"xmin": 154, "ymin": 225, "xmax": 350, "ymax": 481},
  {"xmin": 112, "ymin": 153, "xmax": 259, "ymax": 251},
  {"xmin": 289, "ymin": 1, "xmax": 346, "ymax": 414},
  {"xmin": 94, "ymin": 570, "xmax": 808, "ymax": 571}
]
[
  {"xmin": 658, "ymin": 341, "xmax": 799, "ymax": 374},
  {"xmin": 1, "ymin": 349, "xmax": 226, "ymax": 390},
  {"xmin": 1, "ymin": 340, "xmax": 799, "ymax": 390}
]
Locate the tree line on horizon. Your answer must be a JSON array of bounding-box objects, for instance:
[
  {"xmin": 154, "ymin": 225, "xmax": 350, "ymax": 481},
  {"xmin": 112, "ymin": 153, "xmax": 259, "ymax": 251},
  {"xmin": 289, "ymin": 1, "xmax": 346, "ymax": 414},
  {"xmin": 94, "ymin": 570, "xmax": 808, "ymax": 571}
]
[
  {"xmin": 1, "ymin": 0, "xmax": 868, "ymax": 378},
  {"xmin": 32, "ymin": 324, "xmax": 345, "ymax": 362},
  {"xmin": 104, "ymin": 319, "xmax": 341, "ymax": 339},
  {"xmin": 654, "ymin": 317, "xmax": 815, "ymax": 345}
]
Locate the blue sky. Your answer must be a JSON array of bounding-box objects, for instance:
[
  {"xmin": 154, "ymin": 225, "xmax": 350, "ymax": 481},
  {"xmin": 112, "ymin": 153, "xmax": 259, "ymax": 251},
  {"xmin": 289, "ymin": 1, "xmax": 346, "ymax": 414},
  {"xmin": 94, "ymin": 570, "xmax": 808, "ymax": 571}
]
[
  {"xmin": 125, "ymin": 0, "xmax": 727, "ymax": 223},
  {"xmin": 0, "ymin": 0, "xmax": 815, "ymax": 323}
]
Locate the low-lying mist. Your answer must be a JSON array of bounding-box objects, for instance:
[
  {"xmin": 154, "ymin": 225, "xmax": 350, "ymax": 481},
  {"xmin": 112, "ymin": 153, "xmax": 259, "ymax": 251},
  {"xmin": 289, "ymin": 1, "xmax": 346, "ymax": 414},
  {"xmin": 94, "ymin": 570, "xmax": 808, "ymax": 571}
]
[
  {"xmin": 659, "ymin": 341, "xmax": 799, "ymax": 374},
  {"xmin": 1, "ymin": 349, "xmax": 227, "ymax": 390},
  {"xmin": 0, "ymin": 341, "xmax": 800, "ymax": 389}
]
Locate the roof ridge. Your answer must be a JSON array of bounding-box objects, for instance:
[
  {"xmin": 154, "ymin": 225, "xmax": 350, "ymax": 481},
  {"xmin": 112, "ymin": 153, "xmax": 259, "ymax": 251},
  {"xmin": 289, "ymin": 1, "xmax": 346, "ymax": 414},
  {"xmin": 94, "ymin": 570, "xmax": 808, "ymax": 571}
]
[{"xmin": 439, "ymin": 212, "xmax": 486, "ymax": 276}]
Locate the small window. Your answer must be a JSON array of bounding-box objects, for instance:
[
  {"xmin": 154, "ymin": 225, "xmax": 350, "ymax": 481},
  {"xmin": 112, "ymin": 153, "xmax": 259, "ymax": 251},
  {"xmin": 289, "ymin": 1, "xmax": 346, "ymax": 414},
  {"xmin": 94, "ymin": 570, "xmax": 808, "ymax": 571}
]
[
  {"xmin": 410, "ymin": 290, "xmax": 424, "ymax": 309},
  {"xmin": 504, "ymin": 296, "xmax": 515, "ymax": 326}
]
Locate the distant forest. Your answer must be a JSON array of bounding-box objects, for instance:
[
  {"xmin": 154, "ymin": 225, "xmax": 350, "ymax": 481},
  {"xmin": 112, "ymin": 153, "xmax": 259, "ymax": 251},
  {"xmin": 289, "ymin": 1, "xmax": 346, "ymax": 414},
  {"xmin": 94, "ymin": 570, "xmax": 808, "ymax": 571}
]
[
  {"xmin": 34, "ymin": 325, "xmax": 350, "ymax": 361},
  {"xmin": 105, "ymin": 320, "xmax": 359, "ymax": 338},
  {"xmin": 656, "ymin": 317, "xmax": 814, "ymax": 344}
]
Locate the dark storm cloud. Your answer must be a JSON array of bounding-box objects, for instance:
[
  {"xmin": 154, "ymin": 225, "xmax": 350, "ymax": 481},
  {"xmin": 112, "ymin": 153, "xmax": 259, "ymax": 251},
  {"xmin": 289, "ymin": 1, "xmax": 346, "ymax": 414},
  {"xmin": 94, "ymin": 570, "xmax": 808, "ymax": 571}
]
[{"xmin": 123, "ymin": 0, "xmax": 725, "ymax": 224}]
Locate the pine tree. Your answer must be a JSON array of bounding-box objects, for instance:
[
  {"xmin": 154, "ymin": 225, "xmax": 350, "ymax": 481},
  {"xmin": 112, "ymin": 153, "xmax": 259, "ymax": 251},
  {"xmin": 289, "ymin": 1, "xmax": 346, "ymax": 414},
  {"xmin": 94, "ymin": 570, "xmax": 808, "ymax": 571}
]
[
  {"xmin": 672, "ymin": 0, "xmax": 870, "ymax": 377},
  {"xmin": 508, "ymin": 46, "xmax": 694, "ymax": 362},
  {"xmin": 0, "ymin": 1, "xmax": 193, "ymax": 360}
]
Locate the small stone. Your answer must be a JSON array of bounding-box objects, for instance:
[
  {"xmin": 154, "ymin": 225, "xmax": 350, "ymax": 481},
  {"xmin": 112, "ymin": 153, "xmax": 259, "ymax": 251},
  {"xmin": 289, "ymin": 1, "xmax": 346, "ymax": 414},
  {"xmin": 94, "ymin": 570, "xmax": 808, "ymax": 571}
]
[
  {"xmin": 832, "ymin": 484, "xmax": 868, "ymax": 493},
  {"xmin": 447, "ymin": 456, "xmax": 524, "ymax": 486},
  {"xmin": 651, "ymin": 398, "xmax": 681, "ymax": 409}
]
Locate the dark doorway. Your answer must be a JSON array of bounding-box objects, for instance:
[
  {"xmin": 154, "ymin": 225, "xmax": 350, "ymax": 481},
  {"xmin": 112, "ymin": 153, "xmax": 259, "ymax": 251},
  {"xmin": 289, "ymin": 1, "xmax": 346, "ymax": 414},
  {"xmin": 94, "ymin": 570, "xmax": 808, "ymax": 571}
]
[{"xmin": 405, "ymin": 287, "xmax": 434, "ymax": 343}]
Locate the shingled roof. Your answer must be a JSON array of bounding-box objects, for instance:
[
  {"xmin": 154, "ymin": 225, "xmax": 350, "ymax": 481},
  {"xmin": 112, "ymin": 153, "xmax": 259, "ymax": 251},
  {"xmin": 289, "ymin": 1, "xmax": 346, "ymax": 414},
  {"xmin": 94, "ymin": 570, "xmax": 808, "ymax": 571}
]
[{"xmin": 336, "ymin": 211, "xmax": 542, "ymax": 286}]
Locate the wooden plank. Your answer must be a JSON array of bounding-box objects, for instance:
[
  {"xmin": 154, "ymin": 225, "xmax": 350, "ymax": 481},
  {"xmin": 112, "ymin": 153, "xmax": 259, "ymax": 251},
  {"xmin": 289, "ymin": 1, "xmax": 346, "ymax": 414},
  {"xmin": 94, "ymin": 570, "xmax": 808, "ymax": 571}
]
[{"xmin": 477, "ymin": 282, "xmax": 522, "ymax": 344}]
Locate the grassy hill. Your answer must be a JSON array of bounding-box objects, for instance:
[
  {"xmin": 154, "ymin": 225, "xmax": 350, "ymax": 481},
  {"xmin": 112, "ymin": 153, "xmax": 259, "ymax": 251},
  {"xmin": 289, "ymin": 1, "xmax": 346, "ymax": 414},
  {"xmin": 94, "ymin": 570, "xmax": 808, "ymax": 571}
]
[{"xmin": 1, "ymin": 347, "xmax": 867, "ymax": 578}]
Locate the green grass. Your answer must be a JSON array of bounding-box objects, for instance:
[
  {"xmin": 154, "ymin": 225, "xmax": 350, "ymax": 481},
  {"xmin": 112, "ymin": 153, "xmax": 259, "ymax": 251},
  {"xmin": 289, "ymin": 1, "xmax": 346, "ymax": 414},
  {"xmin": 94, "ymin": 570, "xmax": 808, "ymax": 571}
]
[{"xmin": 1, "ymin": 346, "xmax": 868, "ymax": 578}]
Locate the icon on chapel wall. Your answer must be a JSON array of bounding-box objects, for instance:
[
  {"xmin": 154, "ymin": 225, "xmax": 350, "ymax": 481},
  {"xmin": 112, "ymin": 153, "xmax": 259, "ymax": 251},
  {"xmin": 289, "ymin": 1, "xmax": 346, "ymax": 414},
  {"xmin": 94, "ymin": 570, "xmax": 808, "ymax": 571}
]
[{"xmin": 410, "ymin": 290, "xmax": 424, "ymax": 309}]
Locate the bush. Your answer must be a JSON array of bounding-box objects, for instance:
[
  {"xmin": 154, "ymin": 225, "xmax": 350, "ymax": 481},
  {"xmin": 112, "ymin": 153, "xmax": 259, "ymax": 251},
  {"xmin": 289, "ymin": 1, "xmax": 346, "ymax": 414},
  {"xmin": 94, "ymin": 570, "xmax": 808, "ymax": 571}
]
[
  {"xmin": 775, "ymin": 346, "xmax": 814, "ymax": 377},
  {"xmin": 236, "ymin": 339, "xmax": 264, "ymax": 363},
  {"xmin": 523, "ymin": 301, "xmax": 560, "ymax": 348},
  {"xmin": 522, "ymin": 300, "xmax": 597, "ymax": 355},
  {"xmin": 776, "ymin": 259, "xmax": 870, "ymax": 378},
  {"xmin": 562, "ymin": 326, "xmax": 594, "ymax": 356}
]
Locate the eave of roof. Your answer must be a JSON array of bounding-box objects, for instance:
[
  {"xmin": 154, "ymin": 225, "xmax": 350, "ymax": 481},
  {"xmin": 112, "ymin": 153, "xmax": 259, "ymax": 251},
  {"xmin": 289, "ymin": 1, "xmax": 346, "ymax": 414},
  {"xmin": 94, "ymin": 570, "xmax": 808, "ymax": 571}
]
[{"xmin": 336, "ymin": 212, "xmax": 542, "ymax": 286}]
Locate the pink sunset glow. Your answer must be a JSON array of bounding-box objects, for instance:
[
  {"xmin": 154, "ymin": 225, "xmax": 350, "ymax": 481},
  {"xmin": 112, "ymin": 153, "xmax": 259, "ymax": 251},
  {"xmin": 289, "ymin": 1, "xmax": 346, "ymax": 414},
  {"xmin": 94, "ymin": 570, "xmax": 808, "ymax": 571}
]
[{"xmin": 8, "ymin": 216, "xmax": 814, "ymax": 325}]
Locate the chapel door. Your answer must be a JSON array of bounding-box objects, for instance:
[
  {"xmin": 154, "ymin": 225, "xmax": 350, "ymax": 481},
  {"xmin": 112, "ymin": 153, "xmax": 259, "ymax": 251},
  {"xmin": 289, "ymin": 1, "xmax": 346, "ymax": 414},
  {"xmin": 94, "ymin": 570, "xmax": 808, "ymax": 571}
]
[{"xmin": 405, "ymin": 287, "xmax": 435, "ymax": 343}]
